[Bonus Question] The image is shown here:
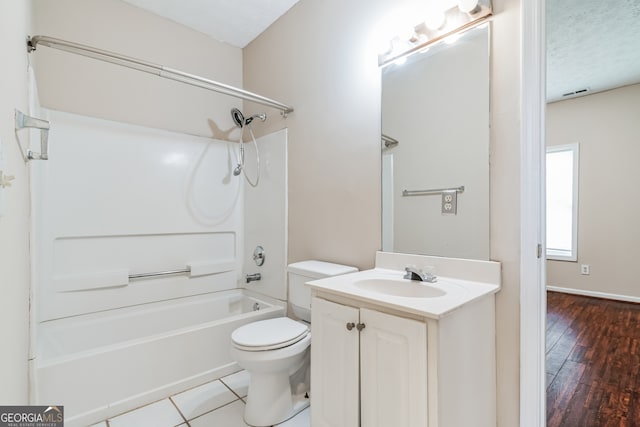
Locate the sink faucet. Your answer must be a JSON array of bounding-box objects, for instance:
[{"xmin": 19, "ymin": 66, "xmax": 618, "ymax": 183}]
[{"xmin": 404, "ymin": 266, "xmax": 437, "ymax": 283}]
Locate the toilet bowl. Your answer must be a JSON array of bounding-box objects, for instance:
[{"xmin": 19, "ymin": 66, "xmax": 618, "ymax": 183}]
[
  {"xmin": 231, "ymin": 317, "xmax": 311, "ymax": 426},
  {"xmin": 230, "ymin": 261, "xmax": 358, "ymax": 427}
]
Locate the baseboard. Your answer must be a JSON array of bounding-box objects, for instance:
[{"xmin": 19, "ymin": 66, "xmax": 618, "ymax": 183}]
[{"xmin": 546, "ymin": 286, "xmax": 640, "ymax": 304}]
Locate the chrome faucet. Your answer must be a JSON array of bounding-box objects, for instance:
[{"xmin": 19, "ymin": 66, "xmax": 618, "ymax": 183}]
[
  {"xmin": 246, "ymin": 273, "xmax": 261, "ymax": 283},
  {"xmin": 403, "ymin": 266, "xmax": 437, "ymax": 283}
]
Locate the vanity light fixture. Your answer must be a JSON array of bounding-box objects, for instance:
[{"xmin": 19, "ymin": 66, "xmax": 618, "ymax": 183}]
[
  {"xmin": 378, "ymin": 0, "xmax": 492, "ymax": 67},
  {"xmin": 458, "ymin": 0, "xmax": 482, "ymax": 13},
  {"xmin": 424, "ymin": 4, "xmax": 446, "ymax": 30}
]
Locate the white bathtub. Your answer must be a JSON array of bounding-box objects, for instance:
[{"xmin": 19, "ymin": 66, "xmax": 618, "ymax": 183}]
[{"xmin": 34, "ymin": 289, "xmax": 284, "ymax": 427}]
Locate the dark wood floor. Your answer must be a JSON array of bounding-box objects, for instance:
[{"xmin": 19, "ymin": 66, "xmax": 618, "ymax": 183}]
[{"xmin": 546, "ymin": 291, "xmax": 640, "ymax": 426}]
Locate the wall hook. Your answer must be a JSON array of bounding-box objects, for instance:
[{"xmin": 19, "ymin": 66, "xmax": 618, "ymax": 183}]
[{"xmin": 15, "ymin": 109, "xmax": 50, "ymax": 161}]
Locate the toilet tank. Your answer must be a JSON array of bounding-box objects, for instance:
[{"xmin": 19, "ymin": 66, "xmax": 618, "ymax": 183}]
[{"xmin": 287, "ymin": 261, "xmax": 358, "ymax": 322}]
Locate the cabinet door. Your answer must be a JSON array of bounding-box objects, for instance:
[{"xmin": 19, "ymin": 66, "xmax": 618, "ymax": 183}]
[
  {"xmin": 360, "ymin": 308, "xmax": 428, "ymax": 427},
  {"xmin": 311, "ymin": 297, "xmax": 360, "ymax": 427}
]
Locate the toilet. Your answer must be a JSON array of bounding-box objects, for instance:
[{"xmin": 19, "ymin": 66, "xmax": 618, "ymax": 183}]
[{"xmin": 231, "ymin": 260, "xmax": 358, "ymax": 427}]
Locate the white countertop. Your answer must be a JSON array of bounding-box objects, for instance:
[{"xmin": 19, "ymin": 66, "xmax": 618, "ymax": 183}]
[{"xmin": 307, "ymin": 268, "xmax": 500, "ymax": 319}]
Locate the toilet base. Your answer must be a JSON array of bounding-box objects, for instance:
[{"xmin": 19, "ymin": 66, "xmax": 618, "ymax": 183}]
[
  {"xmin": 231, "ymin": 322, "xmax": 311, "ymax": 426},
  {"xmin": 244, "ymin": 381, "xmax": 309, "ymax": 427}
]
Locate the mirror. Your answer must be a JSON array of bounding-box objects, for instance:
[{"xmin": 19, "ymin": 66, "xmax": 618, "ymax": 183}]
[{"xmin": 381, "ymin": 24, "xmax": 490, "ymax": 260}]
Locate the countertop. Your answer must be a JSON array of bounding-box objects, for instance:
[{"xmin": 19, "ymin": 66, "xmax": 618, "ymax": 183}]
[{"xmin": 307, "ymin": 268, "xmax": 500, "ymax": 319}]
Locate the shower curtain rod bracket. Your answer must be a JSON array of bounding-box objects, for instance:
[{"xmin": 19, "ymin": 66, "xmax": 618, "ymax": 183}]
[{"xmin": 26, "ymin": 36, "xmax": 36, "ymax": 53}]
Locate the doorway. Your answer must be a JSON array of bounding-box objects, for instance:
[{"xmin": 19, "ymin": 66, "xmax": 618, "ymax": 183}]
[{"xmin": 544, "ymin": 0, "xmax": 640, "ymax": 424}]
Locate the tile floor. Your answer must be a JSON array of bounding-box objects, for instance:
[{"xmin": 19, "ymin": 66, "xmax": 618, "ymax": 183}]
[{"xmin": 89, "ymin": 370, "xmax": 310, "ymax": 427}]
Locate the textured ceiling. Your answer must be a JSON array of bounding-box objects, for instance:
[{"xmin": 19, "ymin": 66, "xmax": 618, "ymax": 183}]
[
  {"xmin": 547, "ymin": 0, "xmax": 640, "ymax": 102},
  {"xmin": 120, "ymin": 0, "xmax": 300, "ymax": 48}
]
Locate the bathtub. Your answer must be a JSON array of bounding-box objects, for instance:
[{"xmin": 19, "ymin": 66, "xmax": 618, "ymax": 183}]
[{"xmin": 34, "ymin": 289, "xmax": 284, "ymax": 427}]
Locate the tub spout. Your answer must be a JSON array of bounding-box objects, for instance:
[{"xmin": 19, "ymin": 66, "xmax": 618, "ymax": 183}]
[{"xmin": 246, "ymin": 273, "xmax": 261, "ymax": 283}]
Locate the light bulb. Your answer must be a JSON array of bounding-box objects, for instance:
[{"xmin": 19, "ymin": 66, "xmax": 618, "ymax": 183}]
[
  {"xmin": 397, "ymin": 26, "xmax": 417, "ymax": 41},
  {"xmin": 424, "ymin": 6, "xmax": 446, "ymax": 30},
  {"xmin": 414, "ymin": 33, "xmax": 428, "ymax": 44},
  {"xmin": 457, "ymin": 0, "xmax": 479, "ymax": 13}
]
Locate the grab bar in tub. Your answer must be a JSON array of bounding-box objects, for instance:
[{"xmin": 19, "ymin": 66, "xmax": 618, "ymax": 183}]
[
  {"xmin": 128, "ymin": 268, "xmax": 190, "ymax": 280},
  {"xmin": 129, "ymin": 260, "xmax": 236, "ymax": 281},
  {"xmin": 55, "ymin": 261, "xmax": 237, "ymax": 292}
]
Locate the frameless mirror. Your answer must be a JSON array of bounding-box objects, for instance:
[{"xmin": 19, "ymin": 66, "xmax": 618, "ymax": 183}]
[{"xmin": 381, "ymin": 24, "xmax": 490, "ymax": 260}]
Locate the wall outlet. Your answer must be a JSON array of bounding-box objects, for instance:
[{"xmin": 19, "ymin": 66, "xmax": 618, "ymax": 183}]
[
  {"xmin": 441, "ymin": 191, "xmax": 457, "ymax": 215},
  {"xmin": 580, "ymin": 264, "xmax": 590, "ymax": 275}
]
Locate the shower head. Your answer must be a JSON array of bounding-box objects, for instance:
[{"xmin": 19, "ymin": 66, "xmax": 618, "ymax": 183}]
[
  {"xmin": 231, "ymin": 108, "xmax": 245, "ymax": 128},
  {"xmin": 230, "ymin": 108, "xmax": 267, "ymax": 128}
]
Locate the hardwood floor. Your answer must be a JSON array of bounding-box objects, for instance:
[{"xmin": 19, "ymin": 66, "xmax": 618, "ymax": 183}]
[{"xmin": 546, "ymin": 291, "xmax": 640, "ymax": 426}]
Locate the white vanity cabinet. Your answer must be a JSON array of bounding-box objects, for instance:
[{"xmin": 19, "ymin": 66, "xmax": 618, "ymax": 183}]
[
  {"xmin": 311, "ymin": 296, "xmax": 428, "ymax": 427},
  {"xmin": 310, "ymin": 292, "xmax": 496, "ymax": 427},
  {"xmin": 308, "ymin": 253, "xmax": 500, "ymax": 426}
]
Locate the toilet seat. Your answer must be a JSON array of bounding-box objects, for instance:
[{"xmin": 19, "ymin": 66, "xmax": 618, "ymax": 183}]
[{"xmin": 232, "ymin": 317, "xmax": 309, "ymax": 352}]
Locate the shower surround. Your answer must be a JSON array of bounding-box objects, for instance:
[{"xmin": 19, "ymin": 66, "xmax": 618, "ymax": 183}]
[{"xmin": 30, "ymin": 111, "xmax": 288, "ymax": 426}]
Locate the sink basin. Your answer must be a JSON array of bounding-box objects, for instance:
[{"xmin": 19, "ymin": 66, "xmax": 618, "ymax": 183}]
[{"xmin": 353, "ymin": 278, "xmax": 446, "ymax": 298}]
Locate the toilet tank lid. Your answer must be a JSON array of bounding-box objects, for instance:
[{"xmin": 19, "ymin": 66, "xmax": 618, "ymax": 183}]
[{"xmin": 287, "ymin": 260, "xmax": 358, "ymax": 279}]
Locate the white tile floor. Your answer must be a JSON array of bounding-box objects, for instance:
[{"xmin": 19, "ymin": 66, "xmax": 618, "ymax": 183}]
[{"xmin": 95, "ymin": 370, "xmax": 310, "ymax": 427}]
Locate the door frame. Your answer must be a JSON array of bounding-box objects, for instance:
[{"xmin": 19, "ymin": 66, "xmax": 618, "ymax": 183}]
[{"xmin": 520, "ymin": 0, "xmax": 546, "ymax": 426}]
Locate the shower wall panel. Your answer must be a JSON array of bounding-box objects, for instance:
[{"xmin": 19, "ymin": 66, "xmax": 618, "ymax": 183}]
[{"xmin": 33, "ymin": 110, "xmax": 244, "ymax": 321}]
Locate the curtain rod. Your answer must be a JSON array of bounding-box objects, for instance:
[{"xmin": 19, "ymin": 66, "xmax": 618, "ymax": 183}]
[{"xmin": 27, "ymin": 35, "xmax": 294, "ymax": 116}]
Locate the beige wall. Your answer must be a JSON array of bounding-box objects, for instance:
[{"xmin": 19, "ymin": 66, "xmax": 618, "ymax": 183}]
[
  {"xmin": 244, "ymin": 0, "xmax": 522, "ymax": 425},
  {"xmin": 0, "ymin": 1, "xmax": 33, "ymax": 403},
  {"xmin": 32, "ymin": 0, "xmax": 243, "ymax": 138},
  {"xmin": 547, "ymin": 84, "xmax": 640, "ymax": 299},
  {"xmin": 243, "ymin": 0, "xmax": 383, "ymax": 270}
]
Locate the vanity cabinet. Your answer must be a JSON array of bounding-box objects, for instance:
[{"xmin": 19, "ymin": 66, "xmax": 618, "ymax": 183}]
[
  {"xmin": 310, "ymin": 292, "xmax": 496, "ymax": 427},
  {"xmin": 311, "ymin": 297, "xmax": 427, "ymax": 427}
]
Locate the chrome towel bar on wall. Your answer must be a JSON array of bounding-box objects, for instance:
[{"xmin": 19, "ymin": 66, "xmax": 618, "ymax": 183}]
[{"xmin": 402, "ymin": 186, "xmax": 465, "ymax": 197}]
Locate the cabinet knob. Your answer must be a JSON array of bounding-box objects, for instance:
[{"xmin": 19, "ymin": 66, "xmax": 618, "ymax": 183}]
[
  {"xmin": 356, "ymin": 323, "xmax": 366, "ymax": 331},
  {"xmin": 346, "ymin": 322, "xmax": 355, "ymax": 331}
]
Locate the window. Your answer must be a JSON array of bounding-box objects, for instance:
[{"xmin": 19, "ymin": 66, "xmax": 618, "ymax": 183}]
[{"xmin": 546, "ymin": 143, "xmax": 579, "ymax": 261}]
